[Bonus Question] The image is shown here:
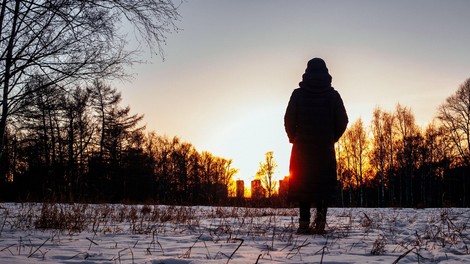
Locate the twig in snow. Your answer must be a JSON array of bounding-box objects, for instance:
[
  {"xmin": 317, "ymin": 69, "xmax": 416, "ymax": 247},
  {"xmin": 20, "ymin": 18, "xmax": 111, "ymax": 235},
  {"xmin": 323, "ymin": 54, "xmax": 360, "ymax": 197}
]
[
  {"xmin": 147, "ymin": 230, "xmax": 164, "ymax": 255},
  {"xmin": 255, "ymin": 254, "xmax": 262, "ymax": 264},
  {"xmin": 183, "ymin": 234, "xmax": 202, "ymax": 258},
  {"xmin": 320, "ymin": 246, "xmax": 327, "ymax": 263},
  {"xmin": 392, "ymin": 247, "xmax": 414, "ymax": 264},
  {"xmin": 27, "ymin": 237, "xmax": 50, "ymax": 258},
  {"xmin": 0, "ymin": 210, "xmax": 7, "ymax": 236},
  {"xmin": 0, "ymin": 244, "xmax": 16, "ymax": 255},
  {"xmin": 18, "ymin": 236, "xmax": 22, "ymax": 255},
  {"xmin": 271, "ymin": 227, "xmax": 276, "ymax": 249},
  {"xmin": 226, "ymin": 238, "xmax": 244, "ymax": 264},
  {"xmin": 360, "ymin": 211, "xmax": 373, "ymax": 228},
  {"xmin": 116, "ymin": 247, "xmax": 134, "ymax": 264},
  {"xmin": 371, "ymin": 234, "xmax": 386, "ymax": 255},
  {"xmin": 69, "ymin": 252, "xmax": 90, "ymax": 260},
  {"xmin": 349, "ymin": 240, "xmax": 368, "ymax": 251},
  {"xmin": 86, "ymin": 236, "xmax": 98, "ymax": 250},
  {"xmin": 287, "ymin": 238, "xmax": 310, "ymax": 260},
  {"xmin": 202, "ymin": 240, "xmax": 211, "ymax": 259},
  {"xmin": 314, "ymin": 236, "xmax": 330, "ymax": 263}
]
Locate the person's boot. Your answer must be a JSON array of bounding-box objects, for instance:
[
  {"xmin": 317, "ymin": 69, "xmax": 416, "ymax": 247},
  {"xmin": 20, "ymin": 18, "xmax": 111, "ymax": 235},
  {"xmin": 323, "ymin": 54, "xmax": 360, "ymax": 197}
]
[
  {"xmin": 312, "ymin": 219, "xmax": 326, "ymax": 234},
  {"xmin": 296, "ymin": 220, "xmax": 312, "ymax": 234},
  {"xmin": 312, "ymin": 208, "xmax": 327, "ymax": 235}
]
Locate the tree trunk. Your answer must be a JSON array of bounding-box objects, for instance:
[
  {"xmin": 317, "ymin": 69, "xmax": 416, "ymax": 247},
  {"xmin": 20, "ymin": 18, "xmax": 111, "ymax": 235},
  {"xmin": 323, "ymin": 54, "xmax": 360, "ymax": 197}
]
[{"xmin": 0, "ymin": 0, "xmax": 20, "ymax": 183}]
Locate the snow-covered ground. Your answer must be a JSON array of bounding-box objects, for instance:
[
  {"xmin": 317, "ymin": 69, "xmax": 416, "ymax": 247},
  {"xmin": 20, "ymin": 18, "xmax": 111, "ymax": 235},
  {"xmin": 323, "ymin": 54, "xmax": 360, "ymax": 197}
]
[{"xmin": 0, "ymin": 203, "xmax": 469, "ymax": 263}]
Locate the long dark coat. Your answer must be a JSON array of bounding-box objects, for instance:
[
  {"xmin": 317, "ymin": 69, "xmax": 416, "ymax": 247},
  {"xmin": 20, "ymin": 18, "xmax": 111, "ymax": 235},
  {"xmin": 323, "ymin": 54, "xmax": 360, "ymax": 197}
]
[{"xmin": 284, "ymin": 61, "xmax": 348, "ymax": 203}]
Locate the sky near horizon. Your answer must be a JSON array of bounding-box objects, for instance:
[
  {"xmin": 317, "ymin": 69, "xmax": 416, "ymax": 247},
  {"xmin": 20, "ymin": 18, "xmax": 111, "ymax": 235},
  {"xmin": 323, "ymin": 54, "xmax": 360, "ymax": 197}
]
[{"xmin": 116, "ymin": 0, "xmax": 470, "ymax": 184}]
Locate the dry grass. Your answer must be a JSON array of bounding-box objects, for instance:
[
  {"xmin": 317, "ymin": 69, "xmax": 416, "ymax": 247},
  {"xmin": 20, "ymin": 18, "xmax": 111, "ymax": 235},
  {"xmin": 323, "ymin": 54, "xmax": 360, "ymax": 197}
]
[{"xmin": 0, "ymin": 204, "xmax": 469, "ymax": 263}]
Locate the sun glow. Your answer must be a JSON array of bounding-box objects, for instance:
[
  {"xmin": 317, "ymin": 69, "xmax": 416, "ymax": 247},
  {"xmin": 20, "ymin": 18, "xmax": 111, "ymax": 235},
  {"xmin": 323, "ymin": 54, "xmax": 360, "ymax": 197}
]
[{"xmin": 200, "ymin": 103, "xmax": 291, "ymax": 189}]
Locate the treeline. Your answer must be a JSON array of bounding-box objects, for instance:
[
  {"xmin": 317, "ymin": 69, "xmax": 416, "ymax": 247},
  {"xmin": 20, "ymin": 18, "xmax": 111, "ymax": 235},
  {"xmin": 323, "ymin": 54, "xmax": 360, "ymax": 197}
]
[
  {"xmin": 2, "ymin": 78, "xmax": 469, "ymax": 208},
  {"xmin": 336, "ymin": 78, "xmax": 470, "ymax": 208},
  {"xmin": 0, "ymin": 80, "xmax": 238, "ymax": 204}
]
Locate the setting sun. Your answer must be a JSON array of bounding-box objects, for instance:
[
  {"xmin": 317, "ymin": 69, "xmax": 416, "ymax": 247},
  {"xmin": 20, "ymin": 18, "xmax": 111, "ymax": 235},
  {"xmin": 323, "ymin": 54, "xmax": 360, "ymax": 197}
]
[{"xmin": 199, "ymin": 103, "xmax": 291, "ymax": 186}]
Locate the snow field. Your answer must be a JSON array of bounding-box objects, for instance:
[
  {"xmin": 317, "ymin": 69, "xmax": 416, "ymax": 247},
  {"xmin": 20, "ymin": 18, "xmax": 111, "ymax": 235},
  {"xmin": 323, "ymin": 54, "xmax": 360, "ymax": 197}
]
[{"xmin": 0, "ymin": 203, "xmax": 469, "ymax": 263}]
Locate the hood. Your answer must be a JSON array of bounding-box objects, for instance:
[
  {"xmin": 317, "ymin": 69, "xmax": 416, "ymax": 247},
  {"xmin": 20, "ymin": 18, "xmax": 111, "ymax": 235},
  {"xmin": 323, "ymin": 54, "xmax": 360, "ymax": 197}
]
[{"xmin": 298, "ymin": 58, "xmax": 332, "ymax": 93}]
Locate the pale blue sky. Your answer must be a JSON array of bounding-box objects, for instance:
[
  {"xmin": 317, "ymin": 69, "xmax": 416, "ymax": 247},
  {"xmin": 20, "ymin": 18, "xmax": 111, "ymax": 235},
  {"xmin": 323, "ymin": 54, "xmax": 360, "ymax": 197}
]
[{"xmin": 117, "ymin": 0, "xmax": 470, "ymax": 183}]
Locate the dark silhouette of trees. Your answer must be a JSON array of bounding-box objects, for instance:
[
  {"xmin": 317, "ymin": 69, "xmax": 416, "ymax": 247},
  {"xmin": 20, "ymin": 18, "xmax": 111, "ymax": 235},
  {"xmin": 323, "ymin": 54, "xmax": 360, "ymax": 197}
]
[
  {"xmin": 418, "ymin": 122, "xmax": 449, "ymax": 206},
  {"xmin": 1, "ymin": 1, "xmax": 242, "ymax": 205},
  {"xmin": 3, "ymin": 74, "xmax": 470, "ymax": 207},
  {"xmin": 0, "ymin": 0, "xmax": 180, "ymax": 189},
  {"xmin": 394, "ymin": 104, "xmax": 421, "ymax": 207},
  {"xmin": 437, "ymin": 78, "xmax": 470, "ymax": 167},
  {"xmin": 370, "ymin": 107, "xmax": 394, "ymax": 206},
  {"xmin": 437, "ymin": 77, "xmax": 470, "ymax": 205},
  {"xmin": 338, "ymin": 118, "xmax": 368, "ymax": 206},
  {"xmin": 87, "ymin": 81, "xmax": 145, "ymax": 202},
  {"xmin": 335, "ymin": 79, "xmax": 470, "ymax": 207},
  {"xmin": 0, "ymin": 76, "xmax": 238, "ymax": 204},
  {"xmin": 148, "ymin": 135, "xmax": 237, "ymax": 204}
]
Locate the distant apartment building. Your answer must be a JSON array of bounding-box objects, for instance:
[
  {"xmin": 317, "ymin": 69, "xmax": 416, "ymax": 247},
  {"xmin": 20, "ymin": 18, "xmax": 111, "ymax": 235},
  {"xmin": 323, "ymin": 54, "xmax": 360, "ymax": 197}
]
[
  {"xmin": 251, "ymin": 179, "xmax": 266, "ymax": 199},
  {"xmin": 278, "ymin": 176, "xmax": 289, "ymax": 198},
  {"xmin": 236, "ymin": 180, "xmax": 244, "ymax": 199}
]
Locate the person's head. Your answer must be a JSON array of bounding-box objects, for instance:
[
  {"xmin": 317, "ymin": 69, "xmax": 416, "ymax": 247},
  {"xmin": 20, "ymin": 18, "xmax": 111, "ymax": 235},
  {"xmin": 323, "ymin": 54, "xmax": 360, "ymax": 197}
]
[
  {"xmin": 305, "ymin": 58, "xmax": 329, "ymax": 75},
  {"xmin": 300, "ymin": 57, "xmax": 332, "ymax": 88}
]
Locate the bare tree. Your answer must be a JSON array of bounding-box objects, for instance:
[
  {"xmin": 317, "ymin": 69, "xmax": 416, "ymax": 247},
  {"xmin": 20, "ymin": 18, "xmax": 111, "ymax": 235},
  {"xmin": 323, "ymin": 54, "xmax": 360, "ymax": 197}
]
[
  {"xmin": 370, "ymin": 107, "xmax": 395, "ymax": 206},
  {"xmin": 394, "ymin": 103, "xmax": 420, "ymax": 206},
  {"xmin": 63, "ymin": 86, "xmax": 93, "ymax": 202},
  {"xmin": 343, "ymin": 118, "xmax": 368, "ymax": 206},
  {"xmin": 336, "ymin": 136, "xmax": 353, "ymax": 206},
  {"xmin": 256, "ymin": 151, "xmax": 278, "ymax": 198},
  {"xmin": 437, "ymin": 78, "xmax": 470, "ymax": 166},
  {"xmin": 420, "ymin": 121, "xmax": 451, "ymax": 206},
  {"xmin": 0, "ymin": 0, "xmax": 180, "ymax": 180},
  {"xmin": 218, "ymin": 158, "xmax": 239, "ymax": 198},
  {"xmin": 88, "ymin": 80, "xmax": 122, "ymax": 161}
]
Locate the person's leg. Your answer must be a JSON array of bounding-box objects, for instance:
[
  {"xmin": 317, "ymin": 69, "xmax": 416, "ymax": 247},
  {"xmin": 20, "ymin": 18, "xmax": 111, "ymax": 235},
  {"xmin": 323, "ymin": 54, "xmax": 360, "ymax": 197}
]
[
  {"xmin": 297, "ymin": 201, "xmax": 311, "ymax": 233},
  {"xmin": 313, "ymin": 200, "xmax": 327, "ymax": 234},
  {"xmin": 299, "ymin": 201, "xmax": 311, "ymax": 222}
]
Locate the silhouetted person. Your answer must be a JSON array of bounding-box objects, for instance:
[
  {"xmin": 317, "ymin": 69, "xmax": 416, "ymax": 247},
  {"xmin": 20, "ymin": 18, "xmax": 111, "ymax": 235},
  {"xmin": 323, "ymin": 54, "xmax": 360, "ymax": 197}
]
[{"xmin": 284, "ymin": 58, "xmax": 348, "ymax": 234}]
